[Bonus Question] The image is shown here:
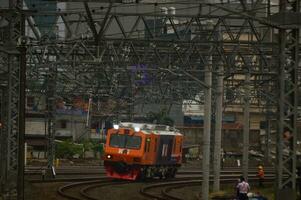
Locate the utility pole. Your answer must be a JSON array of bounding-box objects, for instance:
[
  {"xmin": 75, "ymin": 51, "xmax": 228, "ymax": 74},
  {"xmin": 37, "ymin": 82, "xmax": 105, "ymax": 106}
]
[
  {"xmin": 213, "ymin": 24, "xmax": 224, "ymax": 192},
  {"xmin": 264, "ymin": 118, "xmax": 271, "ymax": 161},
  {"xmin": 0, "ymin": 88, "xmax": 7, "ymax": 196},
  {"xmin": 17, "ymin": 13, "xmax": 26, "ymax": 200},
  {"xmin": 213, "ymin": 62, "xmax": 223, "ymax": 192},
  {"xmin": 47, "ymin": 64, "xmax": 57, "ymax": 178},
  {"xmin": 242, "ymin": 71, "xmax": 250, "ymax": 180},
  {"xmin": 201, "ymin": 56, "xmax": 212, "ymax": 200}
]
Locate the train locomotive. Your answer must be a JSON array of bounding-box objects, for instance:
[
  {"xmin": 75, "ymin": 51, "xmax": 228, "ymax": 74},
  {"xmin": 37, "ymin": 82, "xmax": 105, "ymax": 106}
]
[{"xmin": 102, "ymin": 122, "xmax": 183, "ymax": 180}]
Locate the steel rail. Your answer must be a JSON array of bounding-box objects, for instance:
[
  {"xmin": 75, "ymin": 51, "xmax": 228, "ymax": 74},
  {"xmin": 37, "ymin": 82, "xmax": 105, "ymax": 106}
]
[
  {"xmin": 79, "ymin": 181, "xmax": 130, "ymax": 200},
  {"xmin": 161, "ymin": 177, "xmax": 276, "ymax": 200},
  {"xmin": 57, "ymin": 178, "xmax": 112, "ymax": 200},
  {"xmin": 140, "ymin": 176, "xmax": 276, "ymax": 200},
  {"xmin": 25, "ymin": 167, "xmax": 275, "ymax": 175},
  {"xmin": 28, "ymin": 176, "xmax": 108, "ymax": 183}
]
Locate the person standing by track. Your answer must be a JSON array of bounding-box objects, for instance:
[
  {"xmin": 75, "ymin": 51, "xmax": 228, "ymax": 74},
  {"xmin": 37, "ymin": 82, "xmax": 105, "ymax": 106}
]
[
  {"xmin": 236, "ymin": 176, "xmax": 250, "ymax": 200},
  {"xmin": 257, "ymin": 165, "xmax": 264, "ymax": 187}
]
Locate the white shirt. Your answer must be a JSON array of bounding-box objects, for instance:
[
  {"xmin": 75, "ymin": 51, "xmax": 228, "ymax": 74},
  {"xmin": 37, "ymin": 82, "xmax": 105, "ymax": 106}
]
[{"xmin": 237, "ymin": 181, "xmax": 250, "ymax": 194}]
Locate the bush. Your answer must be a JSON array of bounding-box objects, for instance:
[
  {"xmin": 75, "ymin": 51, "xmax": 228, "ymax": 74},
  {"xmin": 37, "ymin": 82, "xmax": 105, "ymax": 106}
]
[
  {"xmin": 77, "ymin": 139, "xmax": 104, "ymax": 158},
  {"xmin": 56, "ymin": 140, "xmax": 83, "ymax": 159},
  {"xmin": 90, "ymin": 140, "xmax": 104, "ymax": 158}
]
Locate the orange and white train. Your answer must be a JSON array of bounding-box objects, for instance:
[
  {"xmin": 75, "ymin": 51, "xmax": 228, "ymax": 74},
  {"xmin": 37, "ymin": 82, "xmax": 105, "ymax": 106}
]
[{"xmin": 102, "ymin": 122, "xmax": 183, "ymax": 180}]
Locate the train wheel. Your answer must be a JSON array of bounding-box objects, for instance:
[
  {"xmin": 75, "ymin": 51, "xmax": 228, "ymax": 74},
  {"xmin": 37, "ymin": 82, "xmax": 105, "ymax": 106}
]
[
  {"xmin": 139, "ymin": 170, "xmax": 146, "ymax": 181},
  {"xmin": 165, "ymin": 168, "xmax": 174, "ymax": 179},
  {"xmin": 159, "ymin": 172, "xmax": 163, "ymax": 179}
]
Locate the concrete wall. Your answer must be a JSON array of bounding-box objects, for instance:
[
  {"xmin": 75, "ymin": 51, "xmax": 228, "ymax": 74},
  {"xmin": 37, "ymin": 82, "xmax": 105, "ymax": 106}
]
[
  {"xmin": 134, "ymin": 103, "xmax": 184, "ymax": 126},
  {"xmin": 26, "ymin": 114, "xmax": 88, "ymax": 139},
  {"xmin": 26, "ymin": 118, "xmax": 46, "ymax": 136},
  {"xmin": 178, "ymin": 107, "xmax": 263, "ymax": 151},
  {"xmin": 177, "ymin": 127, "xmax": 202, "ymax": 146},
  {"xmin": 178, "ymin": 126, "xmax": 260, "ymax": 152},
  {"xmin": 0, "ymin": 0, "xmax": 8, "ymax": 8}
]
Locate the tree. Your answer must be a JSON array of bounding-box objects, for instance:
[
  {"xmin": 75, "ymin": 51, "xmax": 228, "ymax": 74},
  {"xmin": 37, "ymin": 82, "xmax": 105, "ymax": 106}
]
[
  {"xmin": 146, "ymin": 108, "xmax": 174, "ymax": 126},
  {"xmin": 56, "ymin": 140, "xmax": 83, "ymax": 159}
]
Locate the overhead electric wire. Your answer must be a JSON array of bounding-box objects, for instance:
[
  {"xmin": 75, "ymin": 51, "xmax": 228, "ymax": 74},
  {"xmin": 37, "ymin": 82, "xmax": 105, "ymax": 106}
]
[
  {"xmin": 24, "ymin": 2, "xmax": 278, "ymax": 41},
  {"xmin": 23, "ymin": 0, "xmax": 282, "ymax": 108}
]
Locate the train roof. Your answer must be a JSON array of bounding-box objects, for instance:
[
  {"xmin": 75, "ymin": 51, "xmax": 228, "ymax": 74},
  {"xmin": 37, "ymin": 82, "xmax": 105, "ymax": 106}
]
[{"xmin": 119, "ymin": 122, "xmax": 182, "ymax": 136}]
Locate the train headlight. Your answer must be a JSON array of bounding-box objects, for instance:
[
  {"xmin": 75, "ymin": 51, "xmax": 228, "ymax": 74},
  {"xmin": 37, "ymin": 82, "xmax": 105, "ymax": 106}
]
[
  {"xmin": 134, "ymin": 127, "xmax": 140, "ymax": 132},
  {"xmin": 106, "ymin": 154, "xmax": 112, "ymax": 159},
  {"xmin": 113, "ymin": 124, "xmax": 119, "ymax": 129}
]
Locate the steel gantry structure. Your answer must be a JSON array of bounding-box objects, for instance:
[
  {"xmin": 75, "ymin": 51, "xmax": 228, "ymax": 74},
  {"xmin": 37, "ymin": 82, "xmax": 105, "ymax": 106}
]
[
  {"xmin": 0, "ymin": 0, "xmax": 300, "ymax": 199},
  {"xmin": 0, "ymin": 0, "xmax": 26, "ymax": 198},
  {"xmin": 276, "ymin": 0, "xmax": 300, "ymax": 198}
]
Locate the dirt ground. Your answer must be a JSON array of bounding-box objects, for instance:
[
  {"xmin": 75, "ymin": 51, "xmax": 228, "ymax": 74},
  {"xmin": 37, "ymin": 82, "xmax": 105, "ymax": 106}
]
[
  {"xmin": 26, "ymin": 181, "xmax": 203, "ymax": 200},
  {"xmin": 25, "ymin": 181, "xmax": 67, "ymax": 200},
  {"xmin": 26, "ymin": 181, "xmax": 274, "ymax": 200},
  {"xmin": 24, "ymin": 159, "xmax": 273, "ymax": 200},
  {"xmin": 25, "ymin": 159, "xmax": 203, "ymax": 200}
]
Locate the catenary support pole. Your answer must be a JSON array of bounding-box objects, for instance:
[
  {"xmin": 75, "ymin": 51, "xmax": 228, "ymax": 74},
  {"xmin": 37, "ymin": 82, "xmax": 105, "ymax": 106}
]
[
  {"xmin": 47, "ymin": 64, "xmax": 57, "ymax": 177},
  {"xmin": 213, "ymin": 62, "xmax": 224, "ymax": 192},
  {"xmin": 202, "ymin": 56, "xmax": 212, "ymax": 200},
  {"xmin": 0, "ymin": 88, "xmax": 7, "ymax": 195},
  {"xmin": 17, "ymin": 14, "xmax": 26, "ymax": 199},
  {"xmin": 276, "ymin": 0, "xmax": 299, "ymax": 197},
  {"xmin": 242, "ymin": 71, "xmax": 250, "ymax": 180},
  {"xmin": 264, "ymin": 119, "xmax": 270, "ymax": 161}
]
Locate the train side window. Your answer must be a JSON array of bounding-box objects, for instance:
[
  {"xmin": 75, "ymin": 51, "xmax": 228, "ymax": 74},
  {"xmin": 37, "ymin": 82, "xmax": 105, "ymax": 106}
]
[
  {"xmin": 147, "ymin": 138, "xmax": 151, "ymax": 152},
  {"xmin": 154, "ymin": 138, "xmax": 157, "ymax": 152},
  {"xmin": 145, "ymin": 138, "xmax": 151, "ymax": 152},
  {"xmin": 179, "ymin": 142, "xmax": 182, "ymax": 153},
  {"xmin": 173, "ymin": 139, "xmax": 176, "ymax": 153},
  {"xmin": 144, "ymin": 139, "xmax": 147, "ymax": 152}
]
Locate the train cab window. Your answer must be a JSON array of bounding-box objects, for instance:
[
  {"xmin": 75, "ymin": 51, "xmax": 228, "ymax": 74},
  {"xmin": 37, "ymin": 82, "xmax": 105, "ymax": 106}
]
[
  {"xmin": 109, "ymin": 134, "xmax": 142, "ymax": 149},
  {"xmin": 110, "ymin": 134, "xmax": 126, "ymax": 148},
  {"xmin": 126, "ymin": 136, "xmax": 141, "ymax": 149}
]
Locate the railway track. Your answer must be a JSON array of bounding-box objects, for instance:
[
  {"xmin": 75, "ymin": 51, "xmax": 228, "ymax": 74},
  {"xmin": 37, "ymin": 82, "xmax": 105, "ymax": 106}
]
[
  {"xmin": 55, "ymin": 170, "xmax": 275, "ymax": 200},
  {"xmin": 25, "ymin": 165, "xmax": 274, "ymax": 176},
  {"xmin": 28, "ymin": 169, "xmax": 275, "ymax": 183},
  {"xmin": 25, "ymin": 165, "xmax": 275, "ymax": 184},
  {"xmin": 57, "ymin": 178, "xmax": 133, "ymax": 200},
  {"xmin": 140, "ymin": 177, "xmax": 275, "ymax": 200},
  {"xmin": 56, "ymin": 177, "xmax": 198, "ymax": 200}
]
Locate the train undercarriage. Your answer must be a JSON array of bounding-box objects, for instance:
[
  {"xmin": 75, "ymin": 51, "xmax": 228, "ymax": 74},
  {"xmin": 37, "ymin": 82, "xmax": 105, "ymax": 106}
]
[{"xmin": 104, "ymin": 161, "xmax": 179, "ymax": 180}]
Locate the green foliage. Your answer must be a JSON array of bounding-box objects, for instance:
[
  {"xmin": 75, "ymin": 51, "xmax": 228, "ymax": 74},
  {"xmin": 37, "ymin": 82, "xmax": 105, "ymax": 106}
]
[
  {"xmin": 80, "ymin": 139, "xmax": 103, "ymax": 153},
  {"xmin": 56, "ymin": 139, "xmax": 104, "ymax": 159},
  {"xmin": 146, "ymin": 108, "xmax": 174, "ymax": 126},
  {"xmin": 55, "ymin": 140, "xmax": 83, "ymax": 159},
  {"xmin": 92, "ymin": 140, "xmax": 104, "ymax": 154},
  {"xmin": 82, "ymin": 139, "xmax": 93, "ymax": 152}
]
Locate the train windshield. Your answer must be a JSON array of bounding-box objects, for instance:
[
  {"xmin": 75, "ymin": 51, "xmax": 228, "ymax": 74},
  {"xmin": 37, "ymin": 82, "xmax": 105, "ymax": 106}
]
[{"xmin": 109, "ymin": 134, "xmax": 142, "ymax": 149}]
